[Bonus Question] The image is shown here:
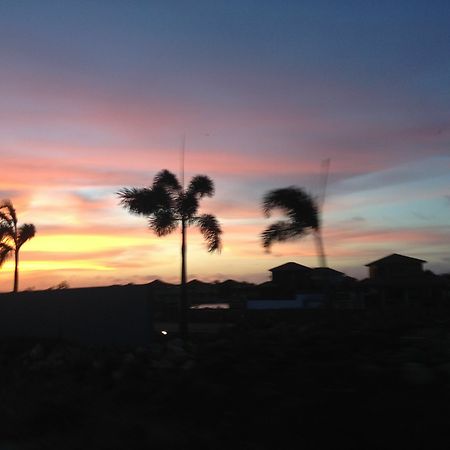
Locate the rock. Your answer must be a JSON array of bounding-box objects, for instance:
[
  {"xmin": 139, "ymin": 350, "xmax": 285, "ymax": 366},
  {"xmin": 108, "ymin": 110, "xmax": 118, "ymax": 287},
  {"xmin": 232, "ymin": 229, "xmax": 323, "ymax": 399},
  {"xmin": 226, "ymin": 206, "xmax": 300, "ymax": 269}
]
[
  {"xmin": 0, "ymin": 441, "xmax": 27, "ymax": 450},
  {"xmin": 181, "ymin": 359, "xmax": 196, "ymax": 371},
  {"xmin": 249, "ymin": 382, "xmax": 280, "ymax": 402},
  {"xmin": 358, "ymin": 363, "xmax": 383, "ymax": 377},
  {"xmin": 152, "ymin": 358, "xmax": 175, "ymax": 370},
  {"xmin": 122, "ymin": 352, "xmax": 136, "ymax": 365},
  {"xmin": 112, "ymin": 369, "xmax": 124, "ymax": 381},
  {"xmin": 65, "ymin": 347, "xmax": 90, "ymax": 368},
  {"xmin": 165, "ymin": 351, "xmax": 188, "ymax": 365},
  {"xmin": 165, "ymin": 340, "xmax": 190, "ymax": 364},
  {"xmin": 201, "ymin": 382, "xmax": 228, "ymax": 400},
  {"xmin": 135, "ymin": 346, "xmax": 149, "ymax": 356},
  {"xmin": 166, "ymin": 338, "xmax": 185, "ymax": 352},
  {"xmin": 92, "ymin": 360, "xmax": 103, "ymax": 371},
  {"xmin": 402, "ymin": 362, "xmax": 436, "ymax": 386},
  {"xmin": 29, "ymin": 343, "xmax": 44, "ymax": 360},
  {"xmin": 434, "ymin": 362, "xmax": 450, "ymax": 378},
  {"xmin": 43, "ymin": 353, "xmax": 65, "ymax": 369},
  {"xmin": 148, "ymin": 343, "xmax": 164, "ymax": 359}
]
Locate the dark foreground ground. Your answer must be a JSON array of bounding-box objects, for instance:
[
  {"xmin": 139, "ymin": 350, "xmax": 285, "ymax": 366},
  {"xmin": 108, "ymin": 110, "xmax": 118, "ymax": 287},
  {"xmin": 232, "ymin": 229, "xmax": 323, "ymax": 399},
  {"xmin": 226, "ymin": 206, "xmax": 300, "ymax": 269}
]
[{"xmin": 1, "ymin": 311, "xmax": 450, "ymax": 449}]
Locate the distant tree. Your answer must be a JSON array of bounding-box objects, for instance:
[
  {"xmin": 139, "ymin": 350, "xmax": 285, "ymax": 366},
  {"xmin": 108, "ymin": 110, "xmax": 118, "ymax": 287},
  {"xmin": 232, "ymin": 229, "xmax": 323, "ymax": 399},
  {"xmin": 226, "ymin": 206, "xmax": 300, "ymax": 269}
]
[
  {"xmin": 261, "ymin": 186, "xmax": 326, "ymax": 267},
  {"xmin": 0, "ymin": 226, "xmax": 13, "ymax": 289},
  {"xmin": 0, "ymin": 200, "xmax": 36, "ymax": 292},
  {"xmin": 48, "ymin": 281, "xmax": 70, "ymax": 290},
  {"xmin": 118, "ymin": 169, "xmax": 222, "ymax": 338}
]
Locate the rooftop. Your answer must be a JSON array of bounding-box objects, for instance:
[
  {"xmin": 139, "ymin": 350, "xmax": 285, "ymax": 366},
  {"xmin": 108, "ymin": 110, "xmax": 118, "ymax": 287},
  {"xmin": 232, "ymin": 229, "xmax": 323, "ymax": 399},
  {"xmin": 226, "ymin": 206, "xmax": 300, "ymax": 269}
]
[
  {"xmin": 312, "ymin": 267, "xmax": 344, "ymax": 276},
  {"xmin": 365, "ymin": 253, "xmax": 427, "ymax": 267},
  {"xmin": 269, "ymin": 262, "xmax": 312, "ymax": 272}
]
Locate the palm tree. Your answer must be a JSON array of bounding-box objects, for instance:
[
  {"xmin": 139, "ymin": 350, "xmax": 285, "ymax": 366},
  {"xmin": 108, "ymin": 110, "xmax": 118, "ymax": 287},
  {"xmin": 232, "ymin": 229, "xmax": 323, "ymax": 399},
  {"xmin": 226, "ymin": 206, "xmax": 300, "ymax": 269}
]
[
  {"xmin": 261, "ymin": 186, "xmax": 327, "ymax": 267},
  {"xmin": 0, "ymin": 200, "xmax": 36, "ymax": 292},
  {"xmin": 118, "ymin": 169, "xmax": 222, "ymax": 338},
  {"xmin": 0, "ymin": 227, "xmax": 13, "ymax": 271}
]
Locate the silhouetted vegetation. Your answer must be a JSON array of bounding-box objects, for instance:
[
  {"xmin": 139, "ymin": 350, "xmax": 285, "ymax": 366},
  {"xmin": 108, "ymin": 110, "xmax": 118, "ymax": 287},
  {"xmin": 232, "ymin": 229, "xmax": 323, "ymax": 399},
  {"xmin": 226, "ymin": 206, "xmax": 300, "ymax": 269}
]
[
  {"xmin": 2, "ymin": 311, "xmax": 450, "ymax": 449},
  {"xmin": 262, "ymin": 186, "xmax": 327, "ymax": 267},
  {"xmin": 118, "ymin": 169, "xmax": 222, "ymax": 338},
  {"xmin": 0, "ymin": 199, "xmax": 36, "ymax": 292},
  {"xmin": 47, "ymin": 281, "xmax": 70, "ymax": 290}
]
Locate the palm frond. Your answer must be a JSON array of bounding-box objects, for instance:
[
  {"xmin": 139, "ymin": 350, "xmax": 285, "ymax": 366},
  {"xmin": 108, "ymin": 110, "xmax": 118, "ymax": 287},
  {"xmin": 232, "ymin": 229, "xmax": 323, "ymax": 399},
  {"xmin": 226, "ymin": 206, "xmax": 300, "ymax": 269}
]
[
  {"xmin": 117, "ymin": 187, "xmax": 173, "ymax": 216},
  {"xmin": 17, "ymin": 223, "xmax": 36, "ymax": 249},
  {"xmin": 0, "ymin": 199, "xmax": 17, "ymax": 225},
  {"xmin": 0, "ymin": 211, "xmax": 12, "ymax": 225},
  {"xmin": 179, "ymin": 192, "xmax": 199, "ymax": 220},
  {"xmin": 187, "ymin": 175, "xmax": 214, "ymax": 198},
  {"xmin": 261, "ymin": 220, "xmax": 308, "ymax": 251},
  {"xmin": 196, "ymin": 214, "xmax": 222, "ymax": 252},
  {"xmin": 0, "ymin": 242, "xmax": 13, "ymax": 266},
  {"xmin": 262, "ymin": 187, "xmax": 319, "ymax": 230},
  {"xmin": 0, "ymin": 223, "xmax": 14, "ymax": 239},
  {"xmin": 149, "ymin": 210, "xmax": 178, "ymax": 236},
  {"xmin": 153, "ymin": 170, "xmax": 182, "ymax": 192}
]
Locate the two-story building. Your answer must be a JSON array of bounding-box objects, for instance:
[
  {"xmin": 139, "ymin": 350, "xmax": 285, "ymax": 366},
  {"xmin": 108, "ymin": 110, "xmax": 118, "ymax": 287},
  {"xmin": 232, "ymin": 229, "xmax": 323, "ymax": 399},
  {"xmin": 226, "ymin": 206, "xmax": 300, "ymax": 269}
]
[
  {"xmin": 362, "ymin": 253, "xmax": 446, "ymax": 309},
  {"xmin": 365, "ymin": 253, "xmax": 426, "ymax": 280}
]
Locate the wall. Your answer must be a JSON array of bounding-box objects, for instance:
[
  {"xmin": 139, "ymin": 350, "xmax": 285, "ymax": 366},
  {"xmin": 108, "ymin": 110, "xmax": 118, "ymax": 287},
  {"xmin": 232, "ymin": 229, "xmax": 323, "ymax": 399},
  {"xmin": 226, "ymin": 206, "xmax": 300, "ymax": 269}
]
[
  {"xmin": 0, "ymin": 285, "xmax": 153, "ymax": 346},
  {"xmin": 370, "ymin": 261, "xmax": 423, "ymax": 280}
]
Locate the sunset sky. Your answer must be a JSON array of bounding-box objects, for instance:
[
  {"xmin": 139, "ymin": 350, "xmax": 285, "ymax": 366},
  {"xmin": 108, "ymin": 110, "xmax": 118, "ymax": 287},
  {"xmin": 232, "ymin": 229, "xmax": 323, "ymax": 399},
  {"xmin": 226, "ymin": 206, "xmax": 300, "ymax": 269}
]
[{"xmin": 0, "ymin": 0, "xmax": 449, "ymax": 291}]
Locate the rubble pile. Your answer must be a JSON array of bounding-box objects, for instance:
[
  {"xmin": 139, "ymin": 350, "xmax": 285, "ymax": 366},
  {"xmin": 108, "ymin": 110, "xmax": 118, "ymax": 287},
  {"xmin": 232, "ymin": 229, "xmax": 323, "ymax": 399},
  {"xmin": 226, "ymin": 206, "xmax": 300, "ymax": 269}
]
[{"xmin": 1, "ymin": 317, "xmax": 450, "ymax": 449}]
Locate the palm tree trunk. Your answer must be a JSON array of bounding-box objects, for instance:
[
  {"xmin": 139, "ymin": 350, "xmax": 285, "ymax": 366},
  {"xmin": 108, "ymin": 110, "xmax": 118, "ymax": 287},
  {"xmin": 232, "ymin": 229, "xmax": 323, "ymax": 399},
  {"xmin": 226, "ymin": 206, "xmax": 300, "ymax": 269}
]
[
  {"xmin": 14, "ymin": 248, "xmax": 19, "ymax": 293},
  {"xmin": 314, "ymin": 229, "xmax": 327, "ymax": 268},
  {"xmin": 180, "ymin": 217, "xmax": 188, "ymax": 339}
]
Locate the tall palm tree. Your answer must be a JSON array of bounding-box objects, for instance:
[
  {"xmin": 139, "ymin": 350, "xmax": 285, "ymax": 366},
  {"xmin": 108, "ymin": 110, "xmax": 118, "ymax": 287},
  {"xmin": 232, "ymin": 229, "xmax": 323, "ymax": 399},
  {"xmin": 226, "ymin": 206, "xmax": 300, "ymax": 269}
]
[
  {"xmin": 118, "ymin": 169, "xmax": 222, "ymax": 338},
  {"xmin": 0, "ymin": 227, "xmax": 13, "ymax": 270},
  {"xmin": 0, "ymin": 200, "xmax": 36, "ymax": 292},
  {"xmin": 261, "ymin": 186, "xmax": 327, "ymax": 267}
]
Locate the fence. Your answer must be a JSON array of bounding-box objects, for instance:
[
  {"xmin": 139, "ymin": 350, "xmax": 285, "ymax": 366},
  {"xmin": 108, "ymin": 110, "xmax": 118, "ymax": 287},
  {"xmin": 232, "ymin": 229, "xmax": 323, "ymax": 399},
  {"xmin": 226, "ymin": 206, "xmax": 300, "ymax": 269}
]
[{"xmin": 0, "ymin": 285, "xmax": 153, "ymax": 346}]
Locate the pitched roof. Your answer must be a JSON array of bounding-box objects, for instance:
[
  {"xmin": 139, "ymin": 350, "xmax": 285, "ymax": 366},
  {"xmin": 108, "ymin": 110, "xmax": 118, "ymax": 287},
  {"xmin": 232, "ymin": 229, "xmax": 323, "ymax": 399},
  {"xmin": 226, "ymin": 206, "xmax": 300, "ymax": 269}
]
[
  {"xmin": 312, "ymin": 267, "xmax": 344, "ymax": 276},
  {"xmin": 365, "ymin": 253, "xmax": 427, "ymax": 267},
  {"xmin": 269, "ymin": 262, "xmax": 312, "ymax": 272}
]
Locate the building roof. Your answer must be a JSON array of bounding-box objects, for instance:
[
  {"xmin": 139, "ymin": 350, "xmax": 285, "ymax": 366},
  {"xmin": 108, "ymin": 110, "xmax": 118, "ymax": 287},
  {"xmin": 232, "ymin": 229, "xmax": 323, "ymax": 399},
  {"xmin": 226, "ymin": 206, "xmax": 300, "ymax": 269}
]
[
  {"xmin": 269, "ymin": 262, "xmax": 312, "ymax": 272},
  {"xmin": 312, "ymin": 267, "xmax": 344, "ymax": 276},
  {"xmin": 365, "ymin": 253, "xmax": 427, "ymax": 267}
]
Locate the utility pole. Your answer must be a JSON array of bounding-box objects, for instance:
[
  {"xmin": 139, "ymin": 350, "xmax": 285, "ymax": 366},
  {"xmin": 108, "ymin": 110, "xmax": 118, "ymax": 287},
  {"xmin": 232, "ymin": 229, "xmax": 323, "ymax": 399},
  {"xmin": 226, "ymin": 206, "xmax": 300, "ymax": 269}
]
[{"xmin": 315, "ymin": 158, "xmax": 330, "ymax": 268}]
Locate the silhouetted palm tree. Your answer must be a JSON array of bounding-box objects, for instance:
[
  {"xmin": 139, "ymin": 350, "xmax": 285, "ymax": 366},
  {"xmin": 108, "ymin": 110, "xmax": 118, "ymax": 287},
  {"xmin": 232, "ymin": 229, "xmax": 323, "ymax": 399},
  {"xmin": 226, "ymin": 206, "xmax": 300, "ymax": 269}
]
[
  {"xmin": 0, "ymin": 227, "xmax": 13, "ymax": 269},
  {"xmin": 262, "ymin": 186, "xmax": 327, "ymax": 267},
  {"xmin": 0, "ymin": 200, "xmax": 36, "ymax": 292},
  {"xmin": 118, "ymin": 169, "xmax": 222, "ymax": 338}
]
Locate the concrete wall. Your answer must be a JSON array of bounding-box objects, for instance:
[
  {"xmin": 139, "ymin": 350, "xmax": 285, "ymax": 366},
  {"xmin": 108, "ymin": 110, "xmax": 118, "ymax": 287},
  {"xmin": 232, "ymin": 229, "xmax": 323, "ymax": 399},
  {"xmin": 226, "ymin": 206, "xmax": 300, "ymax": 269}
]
[{"xmin": 0, "ymin": 284, "xmax": 153, "ymax": 346}]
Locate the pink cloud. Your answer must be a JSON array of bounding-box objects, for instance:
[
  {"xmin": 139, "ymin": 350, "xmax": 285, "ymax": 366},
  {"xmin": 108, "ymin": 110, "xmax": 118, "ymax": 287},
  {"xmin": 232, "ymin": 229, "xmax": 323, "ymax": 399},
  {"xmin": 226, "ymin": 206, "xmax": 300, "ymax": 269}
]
[{"xmin": 326, "ymin": 225, "xmax": 449, "ymax": 246}]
